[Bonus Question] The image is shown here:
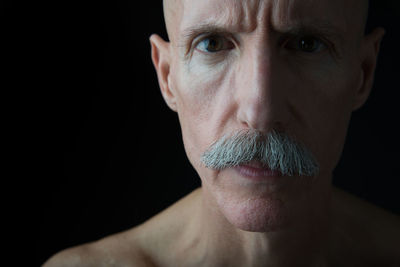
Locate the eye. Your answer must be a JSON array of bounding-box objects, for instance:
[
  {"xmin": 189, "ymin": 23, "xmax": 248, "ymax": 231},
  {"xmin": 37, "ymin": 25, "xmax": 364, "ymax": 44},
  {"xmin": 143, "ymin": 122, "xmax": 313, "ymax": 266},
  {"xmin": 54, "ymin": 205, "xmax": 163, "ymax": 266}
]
[
  {"xmin": 284, "ymin": 35, "xmax": 327, "ymax": 53},
  {"xmin": 195, "ymin": 35, "xmax": 234, "ymax": 53}
]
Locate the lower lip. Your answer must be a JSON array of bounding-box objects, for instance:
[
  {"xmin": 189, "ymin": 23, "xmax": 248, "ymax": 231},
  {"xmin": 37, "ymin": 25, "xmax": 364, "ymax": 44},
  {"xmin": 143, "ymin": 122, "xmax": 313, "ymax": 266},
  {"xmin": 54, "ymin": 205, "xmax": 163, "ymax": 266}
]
[{"xmin": 233, "ymin": 164, "xmax": 282, "ymax": 181}]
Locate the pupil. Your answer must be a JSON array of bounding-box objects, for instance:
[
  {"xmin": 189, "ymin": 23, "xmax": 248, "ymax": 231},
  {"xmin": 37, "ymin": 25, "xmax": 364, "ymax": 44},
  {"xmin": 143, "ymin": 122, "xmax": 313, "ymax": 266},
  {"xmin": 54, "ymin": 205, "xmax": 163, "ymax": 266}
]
[
  {"xmin": 207, "ymin": 38, "xmax": 220, "ymax": 51},
  {"xmin": 300, "ymin": 37, "xmax": 317, "ymax": 52}
]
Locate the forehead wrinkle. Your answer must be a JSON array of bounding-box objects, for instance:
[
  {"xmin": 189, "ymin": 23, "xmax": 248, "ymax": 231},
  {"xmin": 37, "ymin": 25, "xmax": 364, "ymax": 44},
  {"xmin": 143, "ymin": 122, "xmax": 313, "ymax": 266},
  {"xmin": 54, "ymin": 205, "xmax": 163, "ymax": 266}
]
[
  {"xmin": 179, "ymin": 0, "xmax": 348, "ymax": 38},
  {"xmin": 172, "ymin": 0, "xmax": 364, "ymax": 45},
  {"xmin": 272, "ymin": 0, "xmax": 346, "ymax": 28},
  {"xmin": 179, "ymin": 0, "xmax": 261, "ymax": 38}
]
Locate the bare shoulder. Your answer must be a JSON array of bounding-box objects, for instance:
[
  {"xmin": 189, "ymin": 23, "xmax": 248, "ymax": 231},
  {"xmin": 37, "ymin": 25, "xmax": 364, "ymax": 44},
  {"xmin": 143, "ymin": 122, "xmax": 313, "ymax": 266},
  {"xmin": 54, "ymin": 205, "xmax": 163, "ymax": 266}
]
[
  {"xmin": 42, "ymin": 231, "xmax": 153, "ymax": 267},
  {"xmin": 43, "ymin": 188, "xmax": 202, "ymax": 267},
  {"xmin": 332, "ymin": 187, "xmax": 400, "ymax": 266}
]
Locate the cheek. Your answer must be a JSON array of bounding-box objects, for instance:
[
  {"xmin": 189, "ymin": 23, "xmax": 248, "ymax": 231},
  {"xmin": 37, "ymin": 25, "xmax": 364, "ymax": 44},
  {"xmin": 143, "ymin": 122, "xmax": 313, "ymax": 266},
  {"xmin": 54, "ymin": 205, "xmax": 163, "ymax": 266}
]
[
  {"xmin": 172, "ymin": 57, "xmax": 233, "ymax": 170},
  {"xmin": 297, "ymin": 66, "xmax": 358, "ymax": 174}
]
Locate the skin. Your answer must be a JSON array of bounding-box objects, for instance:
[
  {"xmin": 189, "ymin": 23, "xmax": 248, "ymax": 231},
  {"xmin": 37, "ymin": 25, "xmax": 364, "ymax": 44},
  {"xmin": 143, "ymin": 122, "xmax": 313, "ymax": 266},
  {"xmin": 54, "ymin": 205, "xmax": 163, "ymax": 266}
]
[{"xmin": 44, "ymin": 0, "xmax": 400, "ymax": 266}]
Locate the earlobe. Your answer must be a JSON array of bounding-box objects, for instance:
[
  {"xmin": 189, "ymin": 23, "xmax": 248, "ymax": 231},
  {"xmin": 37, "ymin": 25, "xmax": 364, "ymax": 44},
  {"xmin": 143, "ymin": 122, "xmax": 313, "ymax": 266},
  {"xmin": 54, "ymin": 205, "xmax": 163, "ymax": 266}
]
[
  {"xmin": 150, "ymin": 34, "xmax": 177, "ymax": 112},
  {"xmin": 352, "ymin": 27, "xmax": 385, "ymax": 111}
]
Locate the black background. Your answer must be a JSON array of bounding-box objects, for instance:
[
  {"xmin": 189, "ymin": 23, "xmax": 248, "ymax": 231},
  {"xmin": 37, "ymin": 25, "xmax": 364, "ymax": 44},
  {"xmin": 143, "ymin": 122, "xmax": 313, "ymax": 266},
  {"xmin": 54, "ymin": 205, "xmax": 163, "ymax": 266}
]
[{"xmin": 23, "ymin": 1, "xmax": 399, "ymax": 266}]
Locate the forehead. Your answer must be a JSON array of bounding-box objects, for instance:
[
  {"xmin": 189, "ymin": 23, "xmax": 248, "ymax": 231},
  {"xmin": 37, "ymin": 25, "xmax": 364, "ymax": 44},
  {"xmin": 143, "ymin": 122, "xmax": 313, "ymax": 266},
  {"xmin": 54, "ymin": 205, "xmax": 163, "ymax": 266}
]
[{"xmin": 178, "ymin": 0, "xmax": 354, "ymax": 36}]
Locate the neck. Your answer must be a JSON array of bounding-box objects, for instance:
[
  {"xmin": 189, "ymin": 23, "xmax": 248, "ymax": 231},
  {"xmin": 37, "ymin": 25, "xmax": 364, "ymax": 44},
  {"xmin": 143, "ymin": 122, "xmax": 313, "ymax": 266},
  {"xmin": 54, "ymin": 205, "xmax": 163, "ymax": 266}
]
[{"xmin": 193, "ymin": 180, "xmax": 334, "ymax": 267}]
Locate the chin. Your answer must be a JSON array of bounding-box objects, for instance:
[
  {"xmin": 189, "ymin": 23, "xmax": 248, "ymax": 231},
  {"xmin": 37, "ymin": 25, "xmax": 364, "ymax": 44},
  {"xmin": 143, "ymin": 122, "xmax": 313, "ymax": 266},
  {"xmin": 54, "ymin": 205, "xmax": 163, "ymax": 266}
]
[{"xmin": 215, "ymin": 190, "xmax": 290, "ymax": 232}]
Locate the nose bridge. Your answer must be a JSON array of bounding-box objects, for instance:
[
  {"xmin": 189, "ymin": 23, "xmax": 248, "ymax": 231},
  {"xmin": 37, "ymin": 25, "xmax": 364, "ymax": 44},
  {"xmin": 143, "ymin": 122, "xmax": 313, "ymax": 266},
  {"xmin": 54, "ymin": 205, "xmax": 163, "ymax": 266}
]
[
  {"xmin": 252, "ymin": 39, "xmax": 273, "ymax": 102},
  {"xmin": 236, "ymin": 36, "xmax": 283, "ymax": 132}
]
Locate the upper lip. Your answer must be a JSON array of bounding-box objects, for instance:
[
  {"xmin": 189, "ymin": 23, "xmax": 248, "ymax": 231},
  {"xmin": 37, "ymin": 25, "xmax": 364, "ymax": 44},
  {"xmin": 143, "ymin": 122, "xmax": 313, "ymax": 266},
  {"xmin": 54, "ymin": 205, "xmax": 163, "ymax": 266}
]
[{"xmin": 240, "ymin": 161, "xmax": 269, "ymax": 169}]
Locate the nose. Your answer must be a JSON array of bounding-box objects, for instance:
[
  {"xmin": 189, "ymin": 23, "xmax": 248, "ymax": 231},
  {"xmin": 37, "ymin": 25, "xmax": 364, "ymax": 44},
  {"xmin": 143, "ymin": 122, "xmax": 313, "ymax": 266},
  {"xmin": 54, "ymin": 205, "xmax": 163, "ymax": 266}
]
[{"xmin": 235, "ymin": 41, "xmax": 288, "ymax": 133}]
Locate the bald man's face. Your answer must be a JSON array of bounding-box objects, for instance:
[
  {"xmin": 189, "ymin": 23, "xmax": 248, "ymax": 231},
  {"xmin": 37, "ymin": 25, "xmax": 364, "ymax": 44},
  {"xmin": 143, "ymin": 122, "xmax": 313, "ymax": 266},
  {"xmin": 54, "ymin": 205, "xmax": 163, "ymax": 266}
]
[{"xmin": 152, "ymin": 0, "xmax": 383, "ymax": 231}]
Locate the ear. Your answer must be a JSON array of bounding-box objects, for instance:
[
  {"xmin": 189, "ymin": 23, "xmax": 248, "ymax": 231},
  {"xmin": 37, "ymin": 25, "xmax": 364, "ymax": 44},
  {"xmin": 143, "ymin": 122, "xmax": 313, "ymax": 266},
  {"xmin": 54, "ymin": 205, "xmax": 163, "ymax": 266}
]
[
  {"xmin": 150, "ymin": 34, "xmax": 177, "ymax": 112},
  {"xmin": 352, "ymin": 27, "xmax": 385, "ymax": 111}
]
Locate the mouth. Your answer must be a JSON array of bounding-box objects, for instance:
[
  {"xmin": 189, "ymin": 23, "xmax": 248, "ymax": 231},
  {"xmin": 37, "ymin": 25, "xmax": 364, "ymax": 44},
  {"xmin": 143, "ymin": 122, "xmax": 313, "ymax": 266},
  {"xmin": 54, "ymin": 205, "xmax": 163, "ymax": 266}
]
[{"xmin": 233, "ymin": 161, "xmax": 282, "ymax": 181}]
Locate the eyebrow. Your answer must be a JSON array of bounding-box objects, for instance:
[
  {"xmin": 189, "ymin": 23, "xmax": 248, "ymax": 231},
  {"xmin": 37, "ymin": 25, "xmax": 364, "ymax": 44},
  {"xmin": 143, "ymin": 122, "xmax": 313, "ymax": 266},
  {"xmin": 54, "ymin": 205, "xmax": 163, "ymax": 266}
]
[
  {"xmin": 179, "ymin": 23, "xmax": 235, "ymax": 46},
  {"xmin": 276, "ymin": 20, "xmax": 345, "ymax": 42}
]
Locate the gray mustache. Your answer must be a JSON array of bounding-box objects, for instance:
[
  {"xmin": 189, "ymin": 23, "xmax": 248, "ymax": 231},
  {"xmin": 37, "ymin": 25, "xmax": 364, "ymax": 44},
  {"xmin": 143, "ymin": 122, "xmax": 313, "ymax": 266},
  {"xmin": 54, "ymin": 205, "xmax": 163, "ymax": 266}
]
[{"xmin": 201, "ymin": 129, "xmax": 319, "ymax": 177}]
